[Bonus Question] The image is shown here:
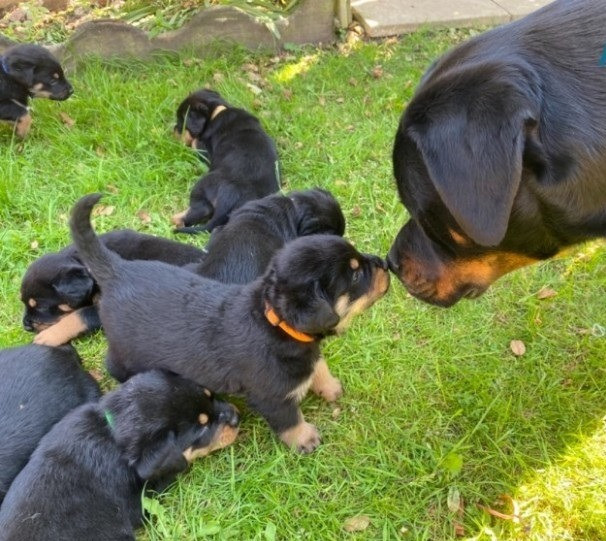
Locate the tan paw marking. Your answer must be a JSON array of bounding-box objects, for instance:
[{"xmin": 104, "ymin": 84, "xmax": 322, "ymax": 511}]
[
  {"xmin": 15, "ymin": 114, "xmax": 32, "ymax": 138},
  {"xmin": 280, "ymin": 421, "xmax": 321, "ymax": 453},
  {"xmin": 33, "ymin": 311, "xmax": 86, "ymax": 346},
  {"xmin": 172, "ymin": 208, "xmax": 189, "ymax": 227},
  {"xmin": 311, "ymin": 357, "xmax": 343, "ymax": 402}
]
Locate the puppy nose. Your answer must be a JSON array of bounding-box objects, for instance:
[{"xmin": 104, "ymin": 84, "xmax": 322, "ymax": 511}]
[
  {"xmin": 67, "ymin": 85, "xmax": 74, "ymax": 96},
  {"xmin": 23, "ymin": 315, "xmax": 34, "ymax": 332},
  {"xmin": 386, "ymin": 253, "xmax": 400, "ymax": 273},
  {"xmin": 219, "ymin": 405, "xmax": 240, "ymax": 427}
]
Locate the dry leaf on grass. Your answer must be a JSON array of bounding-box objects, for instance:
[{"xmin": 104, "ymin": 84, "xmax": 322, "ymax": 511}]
[
  {"xmin": 59, "ymin": 112, "xmax": 75, "ymax": 127},
  {"xmin": 477, "ymin": 494, "xmax": 521, "ymax": 524},
  {"xmin": 371, "ymin": 65, "xmax": 384, "ymax": 79},
  {"xmin": 30, "ymin": 240, "xmax": 39, "ymax": 250},
  {"xmin": 351, "ymin": 205, "xmax": 361, "ymax": 218},
  {"xmin": 510, "ymin": 339, "xmax": 526, "ymax": 356},
  {"xmin": 137, "ymin": 210, "xmax": 152, "ymax": 225},
  {"xmin": 343, "ymin": 515, "xmax": 370, "ymax": 533},
  {"xmin": 536, "ymin": 286, "xmax": 557, "ymax": 300},
  {"xmin": 106, "ymin": 183, "xmax": 119, "ymax": 194},
  {"xmin": 92, "ymin": 205, "xmax": 115, "ymax": 217}
]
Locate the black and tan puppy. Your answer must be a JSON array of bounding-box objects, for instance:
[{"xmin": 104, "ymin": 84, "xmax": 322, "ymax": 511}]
[
  {"xmin": 71, "ymin": 194, "xmax": 389, "ymax": 452},
  {"xmin": 172, "ymin": 88, "xmax": 280, "ymax": 232},
  {"xmin": 387, "ymin": 0, "xmax": 606, "ymax": 307},
  {"xmin": 0, "ymin": 344, "xmax": 100, "ymax": 504},
  {"xmin": 0, "ymin": 370, "xmax": 239, "ymax": 541},
  {"xmin": 0, "ymin": 44, "xmax": 72, "ymax": 138},
  {"xmin": 187, "ymin": 188, "xmax": 346, "ymax": 284},
  {"xmin": 21, "ymin": 229, "xmax": 207, "ymax": 346}
]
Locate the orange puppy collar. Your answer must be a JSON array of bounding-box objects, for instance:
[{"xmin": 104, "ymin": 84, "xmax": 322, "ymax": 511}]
[{"xmin": 264, "ymin": 302, "xmax": 314, "ymax": 343}]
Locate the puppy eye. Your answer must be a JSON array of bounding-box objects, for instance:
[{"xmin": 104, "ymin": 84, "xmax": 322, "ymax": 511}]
[{"xmin": 352, "ymin": 269, "xmax": 362, "ymax": 283}]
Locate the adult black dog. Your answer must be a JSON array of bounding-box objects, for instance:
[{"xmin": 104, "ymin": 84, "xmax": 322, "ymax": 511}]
[
  {"xmin": 187, "ymin": 188, "xmax": 346, "ymax": 284},
  {"xmin": 21, "ymin": 229, "xmax": 206, "ymax": 346},
  {"xmin": 0, "ymin": 44, "xmax": 72, "ymax": 137},
  {"xmin": 71, "ymin": 194, "xmax": 389, "ymax": 453},
  {"xmin": 0, "ymin": 344, "xmax": 100, "ymax": 504},
  {"xmin": 172, "ymin": 88, "xmax": 280, "ymax": 232},
  {"xmin": 0, "ymin": 370, "xmax": 239, "ymax": 541},
  {"xmin": 387, "ymin": 0, "xmax": 606, "ymax": 307}
]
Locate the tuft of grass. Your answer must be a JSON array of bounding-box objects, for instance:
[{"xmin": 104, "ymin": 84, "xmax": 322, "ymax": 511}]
[{"xmin": 0, "ymin": 29, "xmax": 605, "ymax": 540}]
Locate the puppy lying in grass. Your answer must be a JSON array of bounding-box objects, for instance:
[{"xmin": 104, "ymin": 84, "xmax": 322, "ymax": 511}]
[
  {"xmin": 172, "ymin": 88, "xmax": 280, "ymax": 233},
  {"xmin": 0, "ymin": 344, "xmax": 100, "ymax": 504},
  {"xmin": 71, "ymin": 194, "xmax": 390, "ymax": 452},
  {"xmin": 0, "ymin": 369, "xmax": 239, "ymax": 541},
  {"xmin": 187, "ymin": 188, "xmax": 346, "ymax": 284},
  {"xmin": 21, "ymin": 229, "xmax": 207, "ymax": 346},
  {"xmin": 0, "ymin": 44, "xmax": 72, "ymax": 138}
]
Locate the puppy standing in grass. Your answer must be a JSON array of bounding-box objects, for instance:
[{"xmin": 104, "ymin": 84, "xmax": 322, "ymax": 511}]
[
  {"xmin": 0, "ymin": 44, "xmax": 72, "ymax": 138},
  {"xmin": 172, "ymin": 88, "xmax": 280, "ymax": 233},
  {"xmin": 0, "ymin": 370, "xmax": 239, "ymax": 541},
  {"xmin": 71, "ymin": 194, "xmax": 390, "ymax": 452}
]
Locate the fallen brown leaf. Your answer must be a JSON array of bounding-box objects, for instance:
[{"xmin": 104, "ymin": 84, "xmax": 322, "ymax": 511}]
[
  {"xmin": 536, "ymin": 286, "xmax": 557, "ymax": 300},
  {"xmin": 137, "ymin": 210, "xmax": 152, "ymax": 224},
  {"xmin": 351, "ymin": 205, "xmax": 362, "ymax": 218},
  {"xmin": 343, "ymin": 515, "xmax": 370, "ymax": 533},
  {"xmin": 106, "ymin": 183, "xmax": 119, "ymax": 194},
  {"xmin": 510, "ymin": 339, "xmax": 526, "ymax": 356},
  {"xmin": 92, "ymin": 205, "xmax": 115, "ymax": 217},
  {"xmin": 59, "ymin": 112, "xmax": 75, "ymax": 127},
  {"xmin": 331, "ymin": 407, "xmax": 341, "ymax": 419},
  {"xmin": 371, "ymin": 65, "xmax": 384, "ymax": 79}
]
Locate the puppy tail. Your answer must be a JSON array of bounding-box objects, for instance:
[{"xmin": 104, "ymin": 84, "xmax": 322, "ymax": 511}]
[{"xmin": 69, "ymin": 193, "xmax": 118, "ymax": 283}]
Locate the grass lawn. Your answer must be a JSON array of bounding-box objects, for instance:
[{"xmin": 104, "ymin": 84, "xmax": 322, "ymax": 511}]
[{"xmin": 1, "ymin": 29, "xmax": 605, "ymax": 540}]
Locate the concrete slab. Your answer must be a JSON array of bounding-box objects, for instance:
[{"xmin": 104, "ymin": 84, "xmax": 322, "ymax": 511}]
[
  {"xmin": 493, "ymin": 0, "xmax": 554, "ymax": 19},
  {"xmin": 352, "ymin": 0, "xmax": 510, "ymax": 38}
]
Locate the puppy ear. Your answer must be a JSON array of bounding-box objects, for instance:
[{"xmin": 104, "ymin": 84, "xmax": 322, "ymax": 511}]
[
  {"xmin": 5, "ymin": 59, "xmax": 35, "ymax": 87},
  {"xmin": 133, "ymin": 432, "xmax": 188, "ymax": 483},
  {"xmin": 53, "ymin": 264, "xmax": 95, "ymax": 304},
  {"xmin": 291, "ymin": 294, "xmax": 340, "ymax": 334},
  {"xmin": 406, "ymin": 63, "xmax": 540, "ymax": 246}
]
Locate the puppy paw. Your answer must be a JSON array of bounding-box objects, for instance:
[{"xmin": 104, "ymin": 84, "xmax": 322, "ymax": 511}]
[
  {"xmin": 280, "ymin": 422, "xmax": 321, "ymax": 453},
  {"xmin": 33, "ymin": 328, "xmax": 66, "ymax": 347},
  {"xmin": 172, "ymin": 209, "xmax": 188, "ymax": 227},
  {"xmin": 312, "ymin": 375, "xmax": 343, "ymax": 403}
]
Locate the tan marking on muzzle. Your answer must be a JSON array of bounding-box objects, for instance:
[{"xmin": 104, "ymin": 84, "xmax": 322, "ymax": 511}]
[
  {"xmin": 29, "ymin": 83, "xmax": 52, "ymax": 99},
  {"xmin": 182, "ymin": 424, "xmax": 239, "ymax": 462},
  {"xmin": 177, "ymin": 129, "xmax": 194, "ymax": 147},
  {"xmin": 333, "ymin": 267, "xmax": 390, "ymax": 334}
]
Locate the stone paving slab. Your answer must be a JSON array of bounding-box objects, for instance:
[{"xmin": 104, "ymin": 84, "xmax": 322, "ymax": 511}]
[
  {"xmin": 493, "ymin": 0, "xmax": 553, "ymax": 18},
  {"xmin": 352, "ymin": 0, "xmax": 555, "ymax": 38}
]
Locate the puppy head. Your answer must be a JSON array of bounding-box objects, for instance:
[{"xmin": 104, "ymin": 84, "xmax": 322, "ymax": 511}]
[
  {"xmin": 105, "ymin": 370, "xmax": 239, "ymax": 483},
  {"xmin": 20, "ymin": 254, "xmax": 95, "ymax": 332},
  {"xmin": 388, "ymin": 60, "xmax": 549, "ymax": 306},
  {"xmin": 174, "ymin": 88, "xmax": 229, "ymax": 146},
  {"xmin": 289, "ymin": 188, "xmax": 346, "ymax": 237},
  {"xmin": 263, "ymin": 235, "xmax": 390, "ymax": 337},
  {"xmin": 2, "ymin": 44, "xmax": 73, "ymax": 100}
]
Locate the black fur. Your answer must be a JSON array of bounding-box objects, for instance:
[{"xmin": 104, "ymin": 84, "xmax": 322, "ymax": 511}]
[
  {"xmin": 70, "ymin": 194, "xmax": 389, "ymax": 452},
  {"xmin": 173, "ymin": 89, "xmax": 280, "ymax": 232},
  {"xmin": 186, "ymin": 188, "xmax": 346, "ymax": 284},
  {"xmin": 0, "ymin": 344, "xmax": 100, "ymax": 504},
  {"xmin": 388, "ymin": 0, "xmax": 606, "ymax": 306},
  {"xmin": 0, "ymin": 370, "xmax": 239, "ymax": 541},
  {"xmin": 0, "ymin": 44, "xmax": 72, "ymax": 136},
  {"xmin": 21, "ymin": 229, "xmax": 206, "ymax": 341}
]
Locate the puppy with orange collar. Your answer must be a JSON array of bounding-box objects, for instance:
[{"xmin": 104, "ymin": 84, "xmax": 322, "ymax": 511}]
[
  {"xmin": 71, "ymin": 194, "xmax": 390, "ymax": 453},
  {"xmin": 173, "ymin": 89, "xmax": 280, "ymax": 233}
]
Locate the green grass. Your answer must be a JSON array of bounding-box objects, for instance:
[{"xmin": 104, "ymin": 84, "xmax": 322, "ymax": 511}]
[{"xmin": 1, "ymin": 30, "xmax": 605, "ymax": 540}]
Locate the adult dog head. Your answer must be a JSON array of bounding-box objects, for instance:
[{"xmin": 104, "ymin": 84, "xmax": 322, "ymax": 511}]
[{"xmin": 388, "ymin": 0, "xmax": 606, "ymax": 307}]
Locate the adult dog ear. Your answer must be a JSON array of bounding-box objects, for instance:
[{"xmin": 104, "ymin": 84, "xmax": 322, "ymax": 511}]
[
  {"xmin": 133, "ymin": 432, "xmax": 188, "ymax": 484},
  {"xmin": 406, "ymin": 64, "xmax": 541, "ymax": 246},
  {"xmin": 53, "ymin": 264, "xmax": 95, "ymax": 304}
]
